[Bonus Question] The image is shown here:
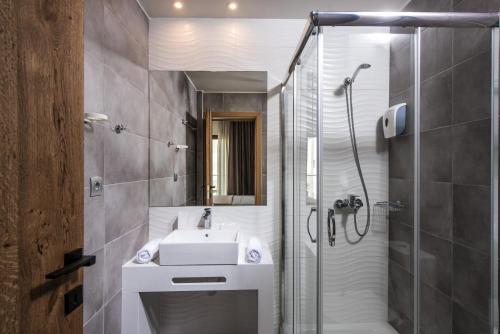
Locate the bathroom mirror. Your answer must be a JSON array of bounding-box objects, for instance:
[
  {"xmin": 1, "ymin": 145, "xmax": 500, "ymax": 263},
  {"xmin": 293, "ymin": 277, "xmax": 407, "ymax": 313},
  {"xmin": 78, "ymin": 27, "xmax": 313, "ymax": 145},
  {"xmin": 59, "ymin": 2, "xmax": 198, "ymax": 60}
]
[{"xmin": 149, "ymin": 71, "xmax": 267, "ymax": 207}]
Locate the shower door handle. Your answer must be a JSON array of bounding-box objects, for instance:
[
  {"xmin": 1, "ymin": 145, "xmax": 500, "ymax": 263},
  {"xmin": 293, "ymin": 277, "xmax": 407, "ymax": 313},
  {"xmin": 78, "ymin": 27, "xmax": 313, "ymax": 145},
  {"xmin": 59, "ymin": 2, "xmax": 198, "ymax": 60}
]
[
  {"xmin": 307, "ymin": 207, "xmax": 317, "ymax": 243},
  {"xmin": 328, "ymin": 208, "xmax": 336, "ymax": 247}
]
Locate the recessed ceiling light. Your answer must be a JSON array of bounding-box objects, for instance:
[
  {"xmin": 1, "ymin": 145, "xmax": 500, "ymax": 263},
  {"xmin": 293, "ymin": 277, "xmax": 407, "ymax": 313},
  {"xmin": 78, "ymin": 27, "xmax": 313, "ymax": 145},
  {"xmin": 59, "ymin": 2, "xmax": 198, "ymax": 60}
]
[
  {"xmin": 228, "ymin": 2, "xmax": 238, "ymax": 10},
  {"xmin": 173, "ymin": 1, "xmax": 183, "ymax": 9}
]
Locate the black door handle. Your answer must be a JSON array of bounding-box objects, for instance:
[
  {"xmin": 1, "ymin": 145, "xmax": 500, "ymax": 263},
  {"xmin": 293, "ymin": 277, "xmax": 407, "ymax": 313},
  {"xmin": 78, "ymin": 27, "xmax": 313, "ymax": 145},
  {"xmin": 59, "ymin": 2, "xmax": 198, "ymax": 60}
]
[{"xmin": 46, "ymin": 248, "xmax": 96, "ymax": 279}]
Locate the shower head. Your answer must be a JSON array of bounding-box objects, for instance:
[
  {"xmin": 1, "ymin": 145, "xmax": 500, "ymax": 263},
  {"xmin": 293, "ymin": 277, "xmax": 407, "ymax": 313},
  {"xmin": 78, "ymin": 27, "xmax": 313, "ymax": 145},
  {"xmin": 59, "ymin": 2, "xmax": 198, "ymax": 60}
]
[
  {"xmin": 344, "ymin": 63, "xmax": 372, "ymax": 86},
  {"xmin": 351, "ymin": 63, "xmax": 371, "ymax": 83}
]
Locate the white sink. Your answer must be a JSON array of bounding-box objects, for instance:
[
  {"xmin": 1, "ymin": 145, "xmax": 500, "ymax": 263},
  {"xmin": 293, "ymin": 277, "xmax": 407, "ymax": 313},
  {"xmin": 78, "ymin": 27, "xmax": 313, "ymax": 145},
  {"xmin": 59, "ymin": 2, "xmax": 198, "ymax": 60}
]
[{"xmin": 159, "ymin": 229, "xmax": 239, "ymax": 265}]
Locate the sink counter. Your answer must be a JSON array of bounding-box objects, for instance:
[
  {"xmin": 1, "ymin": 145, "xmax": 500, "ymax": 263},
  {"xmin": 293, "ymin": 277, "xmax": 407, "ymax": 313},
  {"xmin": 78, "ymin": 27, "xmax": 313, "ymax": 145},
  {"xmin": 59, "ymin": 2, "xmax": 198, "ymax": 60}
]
[
  {"xmin": 122, "ymin": 239, "xmax": 274, "ymax": 334},
  {"xmin": 158, "ymin": 229, "xmax": 240, "ymax": 265},
  {"xmin": 126, "ymin": 240, "xmax": 272, "ymax": 267}
]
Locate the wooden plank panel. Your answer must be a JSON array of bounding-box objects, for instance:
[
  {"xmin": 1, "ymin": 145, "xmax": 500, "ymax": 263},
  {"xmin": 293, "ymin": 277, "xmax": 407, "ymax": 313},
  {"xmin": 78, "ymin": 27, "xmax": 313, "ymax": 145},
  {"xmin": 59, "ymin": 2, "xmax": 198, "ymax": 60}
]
[
  {"xmin": 1, "ymin": 1, "xmax": 84, "ymax": 333},
  {"xmin": 0, "ymin": 0, "xmax": 21, "ymax": 333},
  {"xmin": 18, "ymin": 1, "xmax": 84, "ymax": 332}
]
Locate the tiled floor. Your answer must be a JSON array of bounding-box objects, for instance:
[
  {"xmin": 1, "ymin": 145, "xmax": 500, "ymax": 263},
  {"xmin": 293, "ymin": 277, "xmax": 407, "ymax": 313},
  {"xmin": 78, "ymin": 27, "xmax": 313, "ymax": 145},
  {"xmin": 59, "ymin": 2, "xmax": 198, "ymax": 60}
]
[{"xmin": 323, "ymin": 322, "xmax": 399, "ymax": 334}]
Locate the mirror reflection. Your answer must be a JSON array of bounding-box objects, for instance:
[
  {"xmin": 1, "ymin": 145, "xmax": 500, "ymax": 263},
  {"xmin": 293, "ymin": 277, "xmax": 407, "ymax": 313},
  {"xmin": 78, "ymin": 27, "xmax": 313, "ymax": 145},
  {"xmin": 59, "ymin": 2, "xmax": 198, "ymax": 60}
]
[{"xmin": 149, "ymin": 71, "xmax": 267, "ymax": 207}]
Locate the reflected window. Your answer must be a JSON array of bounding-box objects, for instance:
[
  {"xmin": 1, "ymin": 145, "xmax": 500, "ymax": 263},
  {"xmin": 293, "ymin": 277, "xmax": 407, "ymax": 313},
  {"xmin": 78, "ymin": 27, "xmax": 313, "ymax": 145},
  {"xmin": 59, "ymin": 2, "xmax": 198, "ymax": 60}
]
[
  {"xmin": 307, "ymin": 136, "xmax": 317, "ymax": 202},
  {"xmin": 212, "ymin": 135, "xmax": 219, "ymax": 195}
]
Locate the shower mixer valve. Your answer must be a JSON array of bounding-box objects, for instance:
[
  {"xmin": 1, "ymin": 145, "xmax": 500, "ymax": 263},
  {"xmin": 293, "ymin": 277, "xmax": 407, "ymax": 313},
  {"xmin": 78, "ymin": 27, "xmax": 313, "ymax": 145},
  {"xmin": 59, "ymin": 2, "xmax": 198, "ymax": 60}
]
[{"xmin": 335, "ymin": 194, "xmax": 364, "ymax": 213}]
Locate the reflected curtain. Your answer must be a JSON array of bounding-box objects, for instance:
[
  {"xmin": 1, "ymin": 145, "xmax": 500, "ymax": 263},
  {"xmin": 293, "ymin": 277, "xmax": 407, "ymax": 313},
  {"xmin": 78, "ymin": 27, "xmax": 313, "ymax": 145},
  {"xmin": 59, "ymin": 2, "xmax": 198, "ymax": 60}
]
[
  {"xmin": 228, "ymin": 121, "xmax": 255, "ymax": 195},
  {"xmin": 216, "ymin": 121, "xmax": 230, "ymax": 195}
]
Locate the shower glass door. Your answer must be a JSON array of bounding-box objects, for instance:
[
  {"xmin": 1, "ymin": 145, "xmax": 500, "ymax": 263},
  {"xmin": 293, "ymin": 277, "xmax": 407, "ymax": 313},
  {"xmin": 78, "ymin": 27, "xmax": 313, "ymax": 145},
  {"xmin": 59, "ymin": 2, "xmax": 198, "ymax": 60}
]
[
  {"xmin": 282, "ymin": 13, "xmax": 498, "ymax": 334},
  {"xmin": 282, "ymin": 28, "xmax": 319, "ymax": 334},
  {"xmin": 316, "ymin": 26, "xmax": 416, "ymax": 333},
  {"xmin": 296, "ymin": 30, "xmax": 319, "ymax": 334},
  {"xmin": 416, "ymin": 26, "xmax": 499, "ymax": 333}
]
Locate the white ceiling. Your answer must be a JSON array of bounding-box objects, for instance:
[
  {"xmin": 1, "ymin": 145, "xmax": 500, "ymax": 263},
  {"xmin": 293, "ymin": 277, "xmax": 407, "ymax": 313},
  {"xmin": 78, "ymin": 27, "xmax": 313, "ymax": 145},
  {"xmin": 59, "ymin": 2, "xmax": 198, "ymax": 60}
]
[
  {"xmin": 186, "ymin": 71, "xmax": 268, "ymax": 92},
  {"xmin": 138, "ymin": 0, "xmax": 409, "ymax": 19}
]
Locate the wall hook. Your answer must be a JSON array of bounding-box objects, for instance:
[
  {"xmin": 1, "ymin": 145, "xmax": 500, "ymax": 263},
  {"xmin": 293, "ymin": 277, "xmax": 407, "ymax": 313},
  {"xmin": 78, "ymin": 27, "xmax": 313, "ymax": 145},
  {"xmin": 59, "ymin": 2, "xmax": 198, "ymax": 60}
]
[{"xmin": 113, "ymin": 124, "xmax": 127, "ymax": 134}]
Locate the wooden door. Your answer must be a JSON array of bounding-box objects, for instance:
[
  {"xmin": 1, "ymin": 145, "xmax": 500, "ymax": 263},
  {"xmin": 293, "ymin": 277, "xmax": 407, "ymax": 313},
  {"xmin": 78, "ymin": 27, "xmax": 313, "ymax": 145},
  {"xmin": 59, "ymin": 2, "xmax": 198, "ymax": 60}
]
[
  {"xmin": 204, "ymin": 110, "xmax": 213, "ymax": 205},
  {"xmin": 1, "ymin": 1, "xmax": 85, "ymax": 333}
]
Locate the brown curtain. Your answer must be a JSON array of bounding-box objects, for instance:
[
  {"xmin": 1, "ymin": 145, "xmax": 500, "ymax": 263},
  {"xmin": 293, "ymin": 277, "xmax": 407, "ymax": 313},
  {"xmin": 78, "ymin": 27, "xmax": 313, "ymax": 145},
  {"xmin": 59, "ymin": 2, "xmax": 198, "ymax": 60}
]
[{"xmin": 228, "ymin": 120, "xmax": 255, "ymax": 195}]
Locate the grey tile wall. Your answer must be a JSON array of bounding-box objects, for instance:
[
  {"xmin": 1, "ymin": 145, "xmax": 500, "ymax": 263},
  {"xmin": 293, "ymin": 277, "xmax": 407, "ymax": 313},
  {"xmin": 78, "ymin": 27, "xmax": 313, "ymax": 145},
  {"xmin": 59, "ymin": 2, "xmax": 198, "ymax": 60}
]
[
  {"xmin": 420, "ymin": 127, "xmax": 452, "ymax": 182},
  {"xmin": 84, "ymin": 187, "xmax": 105, "ymax": 254},
  {"xmin": 104, "ymin": 181, "xmax": 148, "ymax": 243},
  {"xmin": 148, "ymin": 71, "xmax": 199, "ymax": 207},
  {"xmin": 103, "ymin": 66, "xmax": 149, "ymax": 137},
  {"xmin": 84, "ymin": 308, "xmax": 104, "ymax": 334},
  {"xmin": 388, "ymin": 261, "xmax": 414, "ymax": 332},
  {"xmin": 84, "ymin": 248, "xmax": 104, "ymax": 323},
  {"xmin": 420, "ymin": 232, "xmax": 452, "ymax": 296},
  {"xmin": 389, "ymin": 27, "xmax": 414, "ymax": 97},
  {"xmin": 420, "ymin": 181, "xmax": 453, "ymax": 239},
  {"xmin": 420, "ymin": 70, "xmax": 452, "ymax": 131},
  {"xmin": 388, "ymin": 135, "xmax": 414, "ymax": 179},
  {"xmin": 388, "ymin": 0, "xmax": 496, "ymax": 333},
  {"xmin": 104, "ymin": 225, "xmax": 148, "ymax": 301},
  {"xmin": 452, "ymin": 52, "xmax": 491, "ymax": 123},
  {"xmin": 104, "ymin": 131, "xmax": 149, "ymax": 185},
  {"xmin": 453, "ymin": 0, "xmax": 500, "ymax": 64},
  {"xmin": 420, "ymin": 282, "xmax": 453, "ymax": 334},
  {"xmin": 104, "ymin": 292, "xmax": 122, "ymax": 334},
  {"xmin": 453, "ymin": 302, "xmax": 490, "ymax": 334},
  {"xmin": 420, "ymin": 28, "xmax": 452, "ymax": 81},
  {"xmin": 83, "ymin": 0, "xmax": 149, "ymax": 332},
  {"xmin": 453, "ymin": 243, "xmax": 491, "ymax": 319}
]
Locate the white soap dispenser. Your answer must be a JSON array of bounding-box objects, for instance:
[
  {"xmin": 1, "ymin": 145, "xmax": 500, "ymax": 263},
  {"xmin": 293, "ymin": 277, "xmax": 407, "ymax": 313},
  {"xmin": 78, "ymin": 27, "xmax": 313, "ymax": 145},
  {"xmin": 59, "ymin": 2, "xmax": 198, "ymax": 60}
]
[{"xmin": 383, "ymin": 103, "xmax": 406, "ymax": 139}]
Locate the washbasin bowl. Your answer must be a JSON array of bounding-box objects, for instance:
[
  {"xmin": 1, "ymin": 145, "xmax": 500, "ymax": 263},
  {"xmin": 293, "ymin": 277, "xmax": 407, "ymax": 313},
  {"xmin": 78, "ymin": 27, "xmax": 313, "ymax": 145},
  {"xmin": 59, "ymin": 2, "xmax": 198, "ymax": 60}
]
[{"xmin": 159, "ymin": 229, "xmax": 239, "ymax": 265}]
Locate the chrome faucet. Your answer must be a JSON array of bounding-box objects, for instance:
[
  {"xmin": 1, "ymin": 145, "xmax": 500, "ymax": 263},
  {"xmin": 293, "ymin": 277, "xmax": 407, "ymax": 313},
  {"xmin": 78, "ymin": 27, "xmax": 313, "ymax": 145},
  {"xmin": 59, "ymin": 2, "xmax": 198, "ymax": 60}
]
[
  {"xmin": 203, "ymin": 208, "xmax": 212, "ymax": 229},
  {"xmin": 335, "ymin": 194, "xmax": 364, "ymax": 213}
]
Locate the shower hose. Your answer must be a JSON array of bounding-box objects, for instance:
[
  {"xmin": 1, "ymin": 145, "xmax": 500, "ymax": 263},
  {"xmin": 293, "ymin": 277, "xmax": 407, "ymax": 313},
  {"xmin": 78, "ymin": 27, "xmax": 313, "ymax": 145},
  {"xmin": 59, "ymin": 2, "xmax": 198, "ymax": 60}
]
[{"xmin": 345, "ymin": 83, "xmax": 370, "ymax": 237}]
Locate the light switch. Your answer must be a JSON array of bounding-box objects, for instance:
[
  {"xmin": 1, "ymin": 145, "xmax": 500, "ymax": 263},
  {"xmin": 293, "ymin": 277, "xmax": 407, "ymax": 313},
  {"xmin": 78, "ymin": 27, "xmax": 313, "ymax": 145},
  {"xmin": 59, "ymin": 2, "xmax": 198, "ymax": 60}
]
[{"xmin": 90, "ymin": 176, "xmax": 103, "ymax": 197}]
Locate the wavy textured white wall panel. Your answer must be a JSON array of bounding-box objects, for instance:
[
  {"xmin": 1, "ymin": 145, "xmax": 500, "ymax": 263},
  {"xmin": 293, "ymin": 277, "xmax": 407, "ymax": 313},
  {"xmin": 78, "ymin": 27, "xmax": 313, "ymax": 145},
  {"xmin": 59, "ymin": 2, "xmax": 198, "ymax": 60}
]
[
  {"xmin": 149, "ymin": 18, "xmax": 306, "ymax": 333},
  {"xmin": 324, "ymin": 27, "xmax": 393, "ymax": 49},
  {"xmin": 323, "ymin": 27, "xmax": 390, "ymax": 91},
  {"xmin": 149, "ymin": 18, "xmax": 305, "ymax": 86},
  {"xmin": 320, "ymin": 26, "xmax": 390, "ymax": 325}
]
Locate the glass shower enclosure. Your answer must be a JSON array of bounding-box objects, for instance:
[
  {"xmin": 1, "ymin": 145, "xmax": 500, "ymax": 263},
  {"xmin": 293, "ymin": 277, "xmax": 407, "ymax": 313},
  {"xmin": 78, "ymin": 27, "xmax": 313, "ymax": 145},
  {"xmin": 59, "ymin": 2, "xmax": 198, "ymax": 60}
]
[{"xmin": 281, "ymin": 12, "xmax": 499, "ymax": 334}]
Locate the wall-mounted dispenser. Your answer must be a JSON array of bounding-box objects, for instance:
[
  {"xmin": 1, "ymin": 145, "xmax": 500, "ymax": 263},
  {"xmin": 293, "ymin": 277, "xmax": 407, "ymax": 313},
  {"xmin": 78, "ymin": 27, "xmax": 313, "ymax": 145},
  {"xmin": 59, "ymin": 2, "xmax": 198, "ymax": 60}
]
[{"xmin": 383, "ymin": 103, "xmax": 406, "ymax": 139}]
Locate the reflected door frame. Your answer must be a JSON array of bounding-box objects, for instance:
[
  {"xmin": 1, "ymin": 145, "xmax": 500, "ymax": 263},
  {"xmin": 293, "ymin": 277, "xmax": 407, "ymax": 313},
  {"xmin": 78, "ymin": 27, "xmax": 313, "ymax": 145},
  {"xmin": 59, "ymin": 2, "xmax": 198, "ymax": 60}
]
[{"xmin": 203, "ymin": 111, "xmax": 263, "ymax": 205}]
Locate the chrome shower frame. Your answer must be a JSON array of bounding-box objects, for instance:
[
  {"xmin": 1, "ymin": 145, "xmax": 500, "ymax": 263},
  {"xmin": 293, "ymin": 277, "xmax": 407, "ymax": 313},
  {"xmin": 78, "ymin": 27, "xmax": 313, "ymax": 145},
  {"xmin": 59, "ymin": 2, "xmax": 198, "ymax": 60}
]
[{"xmin": 280, "ymin": 11, "xmax": 500, "ymax": 334}]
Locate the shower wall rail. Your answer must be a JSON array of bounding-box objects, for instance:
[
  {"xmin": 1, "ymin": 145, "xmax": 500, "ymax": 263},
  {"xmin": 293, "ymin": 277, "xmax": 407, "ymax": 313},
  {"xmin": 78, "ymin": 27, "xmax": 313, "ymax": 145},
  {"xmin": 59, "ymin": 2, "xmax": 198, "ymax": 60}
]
[
  {"xmin": 281, "ymin": 10, "xmax": 500, "ymax": 334},
  {"xmin": 283, "ymin": 11, "xmax": 500, "ymax": 85}
]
